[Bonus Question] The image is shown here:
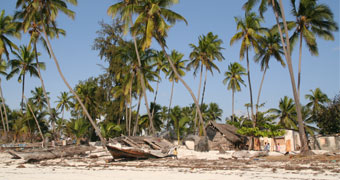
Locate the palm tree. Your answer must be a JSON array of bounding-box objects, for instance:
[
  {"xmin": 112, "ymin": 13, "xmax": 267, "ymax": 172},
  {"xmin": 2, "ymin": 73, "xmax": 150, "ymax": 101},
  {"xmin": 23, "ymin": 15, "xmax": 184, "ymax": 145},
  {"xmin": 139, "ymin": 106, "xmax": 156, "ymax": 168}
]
[
  {"xmin": 188, "ymin": 32, "xmax": 224, "ymax": 132},
  {"xmin": 150, "ymin": 51, "xmax": 167, "ymax": 124},
  {"xmin": 269, "ymin": 96, "xmax": 297, "ymax": 129},
  {"xmin": 15, "ymin": 7, "xmax": 66, "ymax": 135},
  {"xmin": 166, "ymin": 50, "xmax": 187, "ymax": 127},
  {"xmin": 290, "ymin": 0, "xmax": 338, "ymax": 97},
  {"xmin": 242, "ymin": 0, "xmax": 310, "ymax": 153},
  {"xmin": 0, "ymin": 59, "xmax": 9, "ymax": 132},
  {"xmin": 230, "ymin": 12, "xmax": 262, "ymax": 128},
  {"xmin": 305, "ymin": 88, "xmax": 330, "ymax": 119},
  {"xmin": 0, "ymin": 10, "xmax": 20, "ymax": 61},
  {"xmin": 30, "ymin": 87, "xmax": 48, "ymax": 111},
  {"xmin": 170, "ymin": 106, "xmax": 190, "ymax": 144},
  {"xmin": 56, "ymin": 92, "xmax": 73, "ymax": 123},
  {"xmin": 24, "ymin": 96, "xmax": 45, "ymax": 144},
  {"xmin": 131, "ymin": 0, "xmax": 207, "ymax": 136},
  {"xmin": 16, "ymin": 0, "xmax": 106, "ymax": 146},
  {"xmin": 107, "ymin": 0, "xmax": 155, "ymax": 134},
  {"xmin": 223, "ymin": 62, "xmax": 247, "ymax": 122},
  {"xmin": 7, "ymin": 45, "xmax": 45, "ymax": 111},
  {"xmin": 254, "ymin": 28, "xmax": 285, "ymax": 115},
  {"xmin": 206, "ymin": 103, "xmax": 223, "ymax": 122}
]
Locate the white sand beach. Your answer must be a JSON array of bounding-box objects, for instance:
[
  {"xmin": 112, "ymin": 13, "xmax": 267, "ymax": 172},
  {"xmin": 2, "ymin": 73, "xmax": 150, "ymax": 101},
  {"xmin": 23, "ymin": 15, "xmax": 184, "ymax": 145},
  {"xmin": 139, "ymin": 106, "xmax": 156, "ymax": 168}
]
[{"xmin": 1, "ymin": 146, "xmax": 339, "ymax": 180}]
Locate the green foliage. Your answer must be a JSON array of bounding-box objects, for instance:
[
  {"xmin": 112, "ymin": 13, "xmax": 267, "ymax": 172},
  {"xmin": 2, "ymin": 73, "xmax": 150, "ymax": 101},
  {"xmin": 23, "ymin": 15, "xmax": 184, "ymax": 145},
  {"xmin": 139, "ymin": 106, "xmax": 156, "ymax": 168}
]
[
  {"xmin": 237, "ymin": 126, "xmax": 285, "ymax": 137},
  {"xmin": 316, "ymin": 94, "xmax": 340, "ymax": 135}
]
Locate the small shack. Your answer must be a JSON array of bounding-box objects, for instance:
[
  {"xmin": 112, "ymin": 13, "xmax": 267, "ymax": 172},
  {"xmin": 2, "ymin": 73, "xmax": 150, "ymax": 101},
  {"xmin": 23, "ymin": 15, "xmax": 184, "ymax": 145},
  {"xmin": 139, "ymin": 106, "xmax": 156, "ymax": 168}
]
[{"xmin": 205, "ymin": 121, "xmax": 248, "ymax": 151}]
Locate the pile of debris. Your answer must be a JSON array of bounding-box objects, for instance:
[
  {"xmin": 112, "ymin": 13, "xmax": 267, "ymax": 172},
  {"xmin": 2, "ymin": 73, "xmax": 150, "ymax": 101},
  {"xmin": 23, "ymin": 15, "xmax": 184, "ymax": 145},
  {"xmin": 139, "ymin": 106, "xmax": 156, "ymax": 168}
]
[{"xmin": 107, "ymin": 136, "xmax": 175, "ymax": 160}]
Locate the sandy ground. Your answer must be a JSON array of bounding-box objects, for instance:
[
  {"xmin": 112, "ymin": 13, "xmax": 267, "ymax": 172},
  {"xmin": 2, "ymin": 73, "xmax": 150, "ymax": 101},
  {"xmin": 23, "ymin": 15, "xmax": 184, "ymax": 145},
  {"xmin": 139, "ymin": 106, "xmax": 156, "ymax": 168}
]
[{"xmin": 1, "ymin": 146, "xmax": 339, "ymax": 180}]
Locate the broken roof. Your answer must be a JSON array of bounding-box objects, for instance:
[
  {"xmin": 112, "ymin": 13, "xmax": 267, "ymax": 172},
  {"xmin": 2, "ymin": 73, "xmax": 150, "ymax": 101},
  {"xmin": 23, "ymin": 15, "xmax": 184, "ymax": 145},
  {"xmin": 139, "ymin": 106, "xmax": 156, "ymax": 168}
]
[{"xmin": 206, "ymin": 121, "xmax": 247, "ymax": 144}]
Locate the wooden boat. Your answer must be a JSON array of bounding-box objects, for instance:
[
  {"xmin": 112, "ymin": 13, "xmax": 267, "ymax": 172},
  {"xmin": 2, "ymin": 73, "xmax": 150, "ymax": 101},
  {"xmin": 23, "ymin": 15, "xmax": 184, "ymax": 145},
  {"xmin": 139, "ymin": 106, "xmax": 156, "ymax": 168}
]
[{"xmin": 106, "ymin": 145, "xmax": 157, "ymax": 159}]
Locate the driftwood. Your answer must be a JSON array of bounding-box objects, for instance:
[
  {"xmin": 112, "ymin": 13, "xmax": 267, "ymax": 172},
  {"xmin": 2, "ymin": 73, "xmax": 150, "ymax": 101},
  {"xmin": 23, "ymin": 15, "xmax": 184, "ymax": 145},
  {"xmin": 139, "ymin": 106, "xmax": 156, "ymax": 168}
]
[{"xmin": 8, "ymin": 145, "xmax": 95, "ymax": 162}]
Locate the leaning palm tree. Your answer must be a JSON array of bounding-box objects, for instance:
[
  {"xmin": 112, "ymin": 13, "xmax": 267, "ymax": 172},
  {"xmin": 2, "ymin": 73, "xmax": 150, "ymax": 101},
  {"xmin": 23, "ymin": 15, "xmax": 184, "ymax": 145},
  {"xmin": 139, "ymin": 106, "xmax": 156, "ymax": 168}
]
[
  {"xmin": 107, "ymin": 0, "xmax": 155, "ymax": 134},
  {"xmin": 254, "ymin": 27, "xmax": 284, "ymax": 115},
  {"xmin": 223, "ymin": 62, "xmax": 247, "ymax": 122},
  {"xmin": 16, "ymin": 0, "xmax": 106, "ymax": 146},
  {"xmin": 0, "ymin": 59, "xmax": 9, "ymax": 132},
  {"xmin": 242, "ymin": 0, "xmax": 310, "ymax": 153},
  {"xmin": 290, "ymin": 0, "xmax": 338, "ymax": 97},
  {"xmin": 230, "ymin": 12, "xmax": 262, "ymax": 128},
  {"xmin": 166, "ymin": 50, "xmax": 187, "ymax": 127},
  {"xmin": 131, "ymin": 0, "xmax": 207, "ymax": 136},
  {"xmin": 7, "ymin": 45, "xmax": 45, "ymax": 111},
  {"xmin": 305, "ymin": 88, "xmax": 330, "ymax": 119},
  {"xmin": 0, "ymin": 10, "xmax": 20, "ymax": 61}
]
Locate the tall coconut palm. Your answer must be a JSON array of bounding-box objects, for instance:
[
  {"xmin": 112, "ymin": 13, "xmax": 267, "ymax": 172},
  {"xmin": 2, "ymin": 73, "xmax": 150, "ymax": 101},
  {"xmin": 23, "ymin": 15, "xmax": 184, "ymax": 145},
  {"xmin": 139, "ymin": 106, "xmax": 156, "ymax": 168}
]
[
  {"xmin": 0, "ymin": 59, "xmax": 9, "ymax": 132},
  {"xmin": 223, "ymin": 62, "xmax": 247, "ymax": 122},
  {"xmin": 166, "ymin": 50, "xmax": 187, "ymax": 127},
  {"xmin": 290, "ymin": 0, "xmax": 338, "ymax": 97},
  {"xmin": 107, "ymin": 0, "xmax": 155, "ymax": 134},
  {"xmin": 15, "ymin": 7, "xmax": 66, "ymax": 135},
  {"xmin": 131, "ymin": 0, "xmax": 207, "ymax": 136},
  {"xmin": 269, "ymin": 96, "xmax": 297, "ymax": 129},
  {"xmin": 254, "ymin": 28, "xmax": 285, "ymax": 115},
  {"xmin": 305, "ymin": 88, "xmax": 330, "ymax": 119},
  {"xmin": 242, "ymin": 0, "xmax": 310, "ymax": 153},
  {"xmin": 230, "ymin": 12, "xmax": 262, "ymax": 128},
  {"xmin": 16, "ymin": 0, "xmax": 106, "ymax": 146},
  {"xmin": 56, "ymin": 91, "xmax": 73, "ymax": 123},
  {"xmin": 7, "ymin": 45, "xmax": 45, "ymax": 111},
  {"xmin": 188, "ymin": 32, "xmax": 224, "ymax": 132},
  {"xmin": 0, "ymin": 10, "xmax": 20, "ymax": 61}
]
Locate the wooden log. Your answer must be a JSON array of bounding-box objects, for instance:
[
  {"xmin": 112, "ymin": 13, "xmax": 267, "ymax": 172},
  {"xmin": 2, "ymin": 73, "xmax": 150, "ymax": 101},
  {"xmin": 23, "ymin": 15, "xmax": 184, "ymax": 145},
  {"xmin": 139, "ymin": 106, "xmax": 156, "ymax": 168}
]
[{"xmin": 8, "ymin": 145, "xmax": 95, "ymax": 162}]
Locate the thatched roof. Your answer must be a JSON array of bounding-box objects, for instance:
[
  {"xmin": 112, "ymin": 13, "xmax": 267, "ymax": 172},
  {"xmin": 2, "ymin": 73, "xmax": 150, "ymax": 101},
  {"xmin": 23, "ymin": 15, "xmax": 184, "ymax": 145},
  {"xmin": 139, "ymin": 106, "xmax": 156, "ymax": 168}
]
[{"xmin": 206, "ymin": 121, "xmax": 247, "ymax": 144}]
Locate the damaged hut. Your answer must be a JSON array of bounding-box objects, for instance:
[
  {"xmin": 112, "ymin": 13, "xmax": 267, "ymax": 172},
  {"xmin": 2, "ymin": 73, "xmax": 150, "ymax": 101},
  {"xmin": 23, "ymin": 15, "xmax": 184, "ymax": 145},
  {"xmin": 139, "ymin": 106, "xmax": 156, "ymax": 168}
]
[{"xmin": 206, "ymin": 121, "xmax": 248, "ymax": 151}]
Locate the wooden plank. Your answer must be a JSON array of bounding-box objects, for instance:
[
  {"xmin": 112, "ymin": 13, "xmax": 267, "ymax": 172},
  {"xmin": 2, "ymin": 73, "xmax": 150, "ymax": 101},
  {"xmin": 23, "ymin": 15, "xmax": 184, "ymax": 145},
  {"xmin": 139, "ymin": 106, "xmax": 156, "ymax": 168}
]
[{"xmin": 143, "ymin": 139, "xmax": 161, "ymax": 150}]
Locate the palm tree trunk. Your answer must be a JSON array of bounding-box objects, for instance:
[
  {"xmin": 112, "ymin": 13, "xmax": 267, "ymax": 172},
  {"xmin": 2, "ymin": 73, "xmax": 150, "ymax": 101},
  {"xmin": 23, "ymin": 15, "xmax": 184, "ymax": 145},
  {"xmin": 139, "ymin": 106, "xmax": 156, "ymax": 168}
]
[
  {"xmin": 128, "ymin": 71, "xmax": 135, "ymax": 136},
  {"xmin": 125, "ymin": 103, "xmax": 128, "ymax": 135},
  {"xmin": 200, "ymin": 68, "xmax": 208, "ymax": 112},
  {"xmin": 297, "ymin": 32, "xmax": 303, "ymax": 98},
  {"xmin": 129, "ymin": 16, "xmax": 154, "ymax": 135},
  {"xmin": 0, "ymin": 80, "xmax": 9, "ymax": 132},
  {"xmin": 160, "ymin": 44, "xmax": 207, "ymax": 136},
  {"xmin": 133, "ymin": 92, "xmax": 142, "ymax": 136},
  {"xmin": 33, "ymin": 42, "xmax": 54, "ymax": 136},
  {"xmin": 150, "ymin": 79, "xmax": 160, "ymax": 122},
  {"xmin": 42, "ymin": 25, "xmax": 106, "ymax": 147},
  {"xmin": 232, "ymin": 89, "xmax": 235, "ymax": 122},
  {"xmin": 194, "ymin": 64, "xmax": 203, "ymax": 135},
  {"xmin": 168, "ymin": 81, "xmax": 174, "ymax": 129},
  {"xmin": 21, "ymin": 73, "xmax": 25, "ymax": 112},
  {"xmin": 132, "ymin": 39, "xmax": 154, "ymax": 136},
  {"xmin": 276, "ymin": 0, "xmax": 308, "ymax": 153},
  {"xmin": 24, "ymin": 96, "xmax": 44, "ymax": 146},
  {"xmin": 61, "ymin": 108, "xmax": 64, "ymax": 139},
  {"xmin": 0, "ymin": 103, "xmax": 7, "ymax": 137},
  {"xmin": 246, "ymin": 47, "xmax": 255, "ymax": 150},
  {"xmin": 256, "ymin": 67, "xmax": 267, "ymax": 115},
  {"xmin": 246, "ymin": 48, "xmax": 255, "ymax": 126}
]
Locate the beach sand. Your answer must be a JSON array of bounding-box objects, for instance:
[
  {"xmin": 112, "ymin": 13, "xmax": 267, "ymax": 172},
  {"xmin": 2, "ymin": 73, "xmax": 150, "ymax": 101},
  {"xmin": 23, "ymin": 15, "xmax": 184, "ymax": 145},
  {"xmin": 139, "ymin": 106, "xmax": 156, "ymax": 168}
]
[{"xmin": 1, "ymin": 146, "xmax": 339, "ymax": 180}]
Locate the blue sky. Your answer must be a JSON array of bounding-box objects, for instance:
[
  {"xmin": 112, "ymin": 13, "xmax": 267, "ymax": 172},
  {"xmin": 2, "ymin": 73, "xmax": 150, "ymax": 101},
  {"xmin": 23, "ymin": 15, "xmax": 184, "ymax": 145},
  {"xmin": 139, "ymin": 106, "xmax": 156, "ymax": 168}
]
[{"xmin": 1, "ymin": 0, "xmax": 339, "ymax": 121}]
